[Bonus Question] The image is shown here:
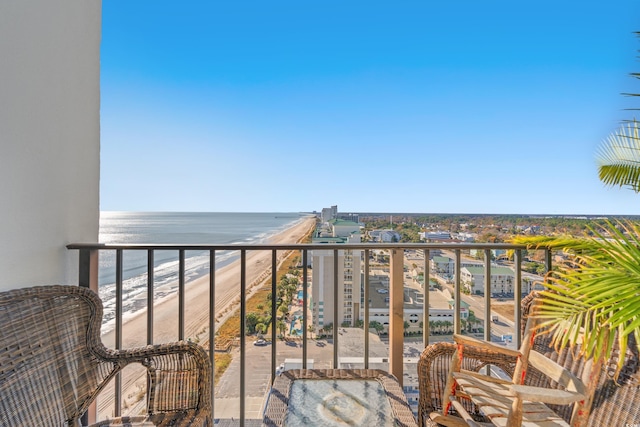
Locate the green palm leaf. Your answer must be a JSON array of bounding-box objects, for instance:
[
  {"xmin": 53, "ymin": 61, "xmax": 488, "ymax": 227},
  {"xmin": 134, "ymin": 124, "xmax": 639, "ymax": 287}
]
[
  {"xmin": 515, "ymin": 221, "xmax": 640, "ymax": 378},
  {"xmin": 597, "ymin": 120, "xmax": 640, "ymax": 191}
]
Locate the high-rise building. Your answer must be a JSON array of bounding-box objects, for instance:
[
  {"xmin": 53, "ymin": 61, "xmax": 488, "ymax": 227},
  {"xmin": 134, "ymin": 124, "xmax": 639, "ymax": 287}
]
[
  {"xmin": 311, "ymin": 219, "xmax": 362, "ymax": 332},
  {"xmin": 320, "ymin": 205, "xmax": 341, "ymax": 223}
]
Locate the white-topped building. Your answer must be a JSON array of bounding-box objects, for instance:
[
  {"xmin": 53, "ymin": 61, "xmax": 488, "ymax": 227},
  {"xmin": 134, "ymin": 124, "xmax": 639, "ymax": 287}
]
[{"xmin": 312, "ymin": 219, "xmax": 362, "ymax": 330}]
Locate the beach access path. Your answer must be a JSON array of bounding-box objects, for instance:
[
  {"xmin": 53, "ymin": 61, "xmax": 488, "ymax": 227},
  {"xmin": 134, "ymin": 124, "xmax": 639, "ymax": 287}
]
[{"xmin": 97, "ymin": 217, "xmax": 316, "ymax": 419}]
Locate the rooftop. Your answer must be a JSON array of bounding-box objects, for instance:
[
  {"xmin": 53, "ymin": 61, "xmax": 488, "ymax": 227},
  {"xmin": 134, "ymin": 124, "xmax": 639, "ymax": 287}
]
[{"xmin": 462, "ymin": 266, "xmax": 515, "ymax": 276}]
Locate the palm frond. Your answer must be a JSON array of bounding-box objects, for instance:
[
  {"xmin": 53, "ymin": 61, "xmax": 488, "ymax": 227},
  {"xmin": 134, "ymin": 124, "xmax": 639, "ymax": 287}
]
[
  {"xmin": 513, "ymin": 235, "xmax": 601, "ymax": 252},
  {"xmin": 518, "ymin": 220, "xmax": 640, "ymax": 378},
  {"xmin": 597, "ymin": 120, "xmax": 640, "ymax": 192}
]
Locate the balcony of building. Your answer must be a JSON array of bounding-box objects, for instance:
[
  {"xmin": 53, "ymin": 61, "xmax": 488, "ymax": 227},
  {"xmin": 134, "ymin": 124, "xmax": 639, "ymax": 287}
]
[
  {"xmin": 61, "ymin": 241, "xmax": 550, "ymax": 426},
  {"xmin": 3, "ymin": 2, "xmax": 639, "ymax": 425}
]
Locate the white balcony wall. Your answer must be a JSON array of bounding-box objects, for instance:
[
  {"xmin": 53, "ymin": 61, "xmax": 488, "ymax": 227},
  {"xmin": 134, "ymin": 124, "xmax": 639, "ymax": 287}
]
[{"xmin": 0, "ymin": 0, "xmax": 101, "ymax": 291}]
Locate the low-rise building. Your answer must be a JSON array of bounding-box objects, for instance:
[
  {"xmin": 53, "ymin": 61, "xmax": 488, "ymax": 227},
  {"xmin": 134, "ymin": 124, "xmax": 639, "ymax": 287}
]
[
  {"xmin": 420, "ymin": 231, "xmax": 451, "ymax": 241},
  {"xmin": 454, "ymin": 232, "xmax": 476, "ymax": 242},
  {"xmin": 430, "ymin": 256, "xmax": 454, "ymax": 275},
  {"xmin": 368, "ymin": 287, "xmax": 464, "ymax": 335},
  {"xmin": 469, "ymin": 249, "xmax": 507, "ymax": 259},
  {"xmin": 369, "ymin": 229, "xmax": 401, "ymax": 242},
  {"xmin": 461, "ymin": 266, "xmax": 516, "ymax": 296}
]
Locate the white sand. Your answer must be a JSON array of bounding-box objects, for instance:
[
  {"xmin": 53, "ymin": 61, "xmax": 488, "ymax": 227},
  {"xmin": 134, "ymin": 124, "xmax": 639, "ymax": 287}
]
[{"xmin": 101, "ymin": 216, "xmax": 317, "ymax": 349}]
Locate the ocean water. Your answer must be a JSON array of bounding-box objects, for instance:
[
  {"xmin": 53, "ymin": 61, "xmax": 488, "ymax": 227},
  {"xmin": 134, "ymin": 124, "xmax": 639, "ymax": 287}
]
[{"xmin": 98, "ymin": 211, "xmax": 309, "ymax": 327}]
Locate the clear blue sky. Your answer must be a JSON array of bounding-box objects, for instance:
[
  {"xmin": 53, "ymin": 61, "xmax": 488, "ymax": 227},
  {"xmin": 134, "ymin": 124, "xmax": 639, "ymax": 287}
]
[{"xmin": 100, "ymin": 1, "xmax": 640, "ymax": 215}]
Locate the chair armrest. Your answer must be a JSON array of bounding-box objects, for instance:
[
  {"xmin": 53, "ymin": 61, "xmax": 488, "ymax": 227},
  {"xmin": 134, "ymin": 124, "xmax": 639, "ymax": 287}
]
[
  {"xmin": 96, "ymin": 341, "xmax": 211, "ymax": 414},
  {"xmin": 528, "ymin": 350, "xmax": 587, "ymax": 396},
  {"xmin": 509, "ymin": 384, "xmax": 586, "ymax": 405},
  {"xmin": 453, "ymin": 334, "xmax": 522, "ymax": 358}
]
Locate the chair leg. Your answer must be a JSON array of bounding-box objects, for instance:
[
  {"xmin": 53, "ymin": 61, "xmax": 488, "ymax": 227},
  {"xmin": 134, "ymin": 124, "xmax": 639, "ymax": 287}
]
[
  {"xmin": 442, "ymin": 346, "xmax": 462, "ymax": 416},
  {"xmin": 507, "ymin": 396, "xmax": 523, "ymax": 427},
  {"xmin": 449, "ymin": 397, "xmax": 484, "ymax": 427},
  {"xmin": 570, "ymin": 355, "xmax": 604, "ymax": 427}
]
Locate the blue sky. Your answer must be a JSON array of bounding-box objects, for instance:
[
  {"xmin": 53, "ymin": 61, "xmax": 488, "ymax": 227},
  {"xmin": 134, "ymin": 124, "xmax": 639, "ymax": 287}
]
[{"xmin": 101, "ymin": 1, "xmax": 640, "ymax": 215}]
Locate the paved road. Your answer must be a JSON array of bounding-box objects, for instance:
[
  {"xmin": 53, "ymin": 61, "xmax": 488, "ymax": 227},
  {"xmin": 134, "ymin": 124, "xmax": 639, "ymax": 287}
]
[{"xmin": 462, "ymin": 293, "xmax": 518, "ymax": 348}]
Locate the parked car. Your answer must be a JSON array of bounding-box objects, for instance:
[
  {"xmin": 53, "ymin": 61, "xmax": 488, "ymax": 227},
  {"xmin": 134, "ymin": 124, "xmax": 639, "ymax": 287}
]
[
  {"xmin": 253, "ymin": 339, "xmax": 268, "ymax": 346},
  {"xmin": 377, "ymin": 289, "xmax": 389, "ymax": 294}
]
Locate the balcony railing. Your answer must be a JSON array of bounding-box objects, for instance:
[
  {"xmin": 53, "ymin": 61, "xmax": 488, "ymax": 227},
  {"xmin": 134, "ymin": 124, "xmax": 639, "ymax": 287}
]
[{"xmin": 67, "ymin": 242, "xmax": 549, "ymax": 426}]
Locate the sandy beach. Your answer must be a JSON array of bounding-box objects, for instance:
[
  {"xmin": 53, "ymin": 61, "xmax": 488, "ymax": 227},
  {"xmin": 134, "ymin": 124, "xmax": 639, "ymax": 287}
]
[
  {"xmin": 97, "ymin": 216, "xmax": 316, "ymax": 417},
  {"xmin": 101, "ymin": 216, "xmax": 316, "ymax": 349}
]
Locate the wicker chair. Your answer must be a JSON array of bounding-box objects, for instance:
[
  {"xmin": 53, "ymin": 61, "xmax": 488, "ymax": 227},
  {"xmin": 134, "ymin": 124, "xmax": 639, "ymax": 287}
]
[
  {"xmin": 417, "ymin": 293, "xmax": 640, "ymax": 427},
  {"xmin": 0, "ymin": 285, "xmax": 211, "ymax": 427}
]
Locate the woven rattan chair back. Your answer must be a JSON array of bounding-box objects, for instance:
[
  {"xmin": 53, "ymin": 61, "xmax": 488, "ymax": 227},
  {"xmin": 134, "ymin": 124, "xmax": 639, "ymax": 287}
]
[
  {"xmin": 0, "ymin": 286, "xmax": 113, "ymax": 425},
  {"xmin": 0, "ymin": 285, "xmax": 211, "ymax": 427}
]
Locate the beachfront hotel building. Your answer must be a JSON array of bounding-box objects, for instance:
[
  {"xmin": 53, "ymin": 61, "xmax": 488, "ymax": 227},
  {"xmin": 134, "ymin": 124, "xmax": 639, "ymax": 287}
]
[
  {"xmin": 320, "ymin": 205, "xmax": 338, "ymax": 222},
  {"xmin": 311, "ymin": 219, "xmax": 362, "ymax": 331}
]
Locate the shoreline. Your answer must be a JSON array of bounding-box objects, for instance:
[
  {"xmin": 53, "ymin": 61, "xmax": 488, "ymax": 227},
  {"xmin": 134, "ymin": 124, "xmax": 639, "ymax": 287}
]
[
  {"xmin": 100, "ymin": 216, "xmax": 317, "ymax": 349},
  {"xmin": 96, "ymin": 216, "xmax": 316, "ymax": 417}
]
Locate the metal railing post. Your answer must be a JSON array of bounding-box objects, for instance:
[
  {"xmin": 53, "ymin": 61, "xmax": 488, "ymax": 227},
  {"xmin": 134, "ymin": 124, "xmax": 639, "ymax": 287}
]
[
  {"xmin": 364, "ymin": 249, "xmax": 370, "ymax": 368},
  {"xmin": 484, "ymin": 249, "xmax": 492, "ymax": 343},
  {"xmin": 545, "ymin": 248, "xmax": 552, "ymax": 274},
  {"xmin": 271, "ymin": 250, "xmax": 277, "ymax": 383},
  {"xmin": 454, "ymin": 250, "xmax": 462, "ymax": 335},
  {"xmin": 514, "ymin": 249, "xmax": 522, "ymax": 348},
  {"xmin": 240, "ymin": 250, "xmax": 246, "ymax": 427},
  {"xmin": 423, "ymin": 249, "xmax": 430, "ymax": 348},
  {"xmin": 208, "ymin": 250, "xmax": 215, "ymax": 418},
  {"xmin": 78, "ymin": 248, "xmax": 98, "ymax": 292},
  {"xmin": 333, "ymin": 249, "xmax": 339, "ymax": 369},
  {"xmin": 302, "ymin": 250, "xmax": 308, "ymax": 369},
  {"xmin": 178, "ymin": 250, "xmax": 185, "ymax": 341},
  {"xmin": 389, "ymin": 248, "xmax": 404, "ymax": 386},
  {"xmin": 147, "ymin": 250, "xmax": 154, "ymax": 345},
  {"xmin": 115, "ymin": 249, "xmax": 123, "ymax": 417}
]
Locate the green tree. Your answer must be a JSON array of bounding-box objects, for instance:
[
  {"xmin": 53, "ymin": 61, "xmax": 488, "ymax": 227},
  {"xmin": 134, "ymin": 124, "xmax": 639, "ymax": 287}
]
[
  {"xmin": 255, "ymin": 323, "xmax": 266, "ymax": 336},
  {"xmin": 246, "ymin": 312, "xmax": 260, "ymax": 334},
  {"xmin": 597, "ymin": 120, "xmax": 640, "ymax": 191},
  {"xmin": 322, "ymin": 323, "xmax": 333, "ymax": 337},
  {"xmin": 368, "ymin": 320, "xmax": 384, "ymax": 335},
  {"xmin": 277, "ymin": 320, "xmax": 287, "ymax": 338},
  {"xmin": 442, "ymin": 321, "xmax": 453, "ymax": 334},
  {"xmin": 467, "ymin": 310, "xmax": 479, "ymax": 332}
]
